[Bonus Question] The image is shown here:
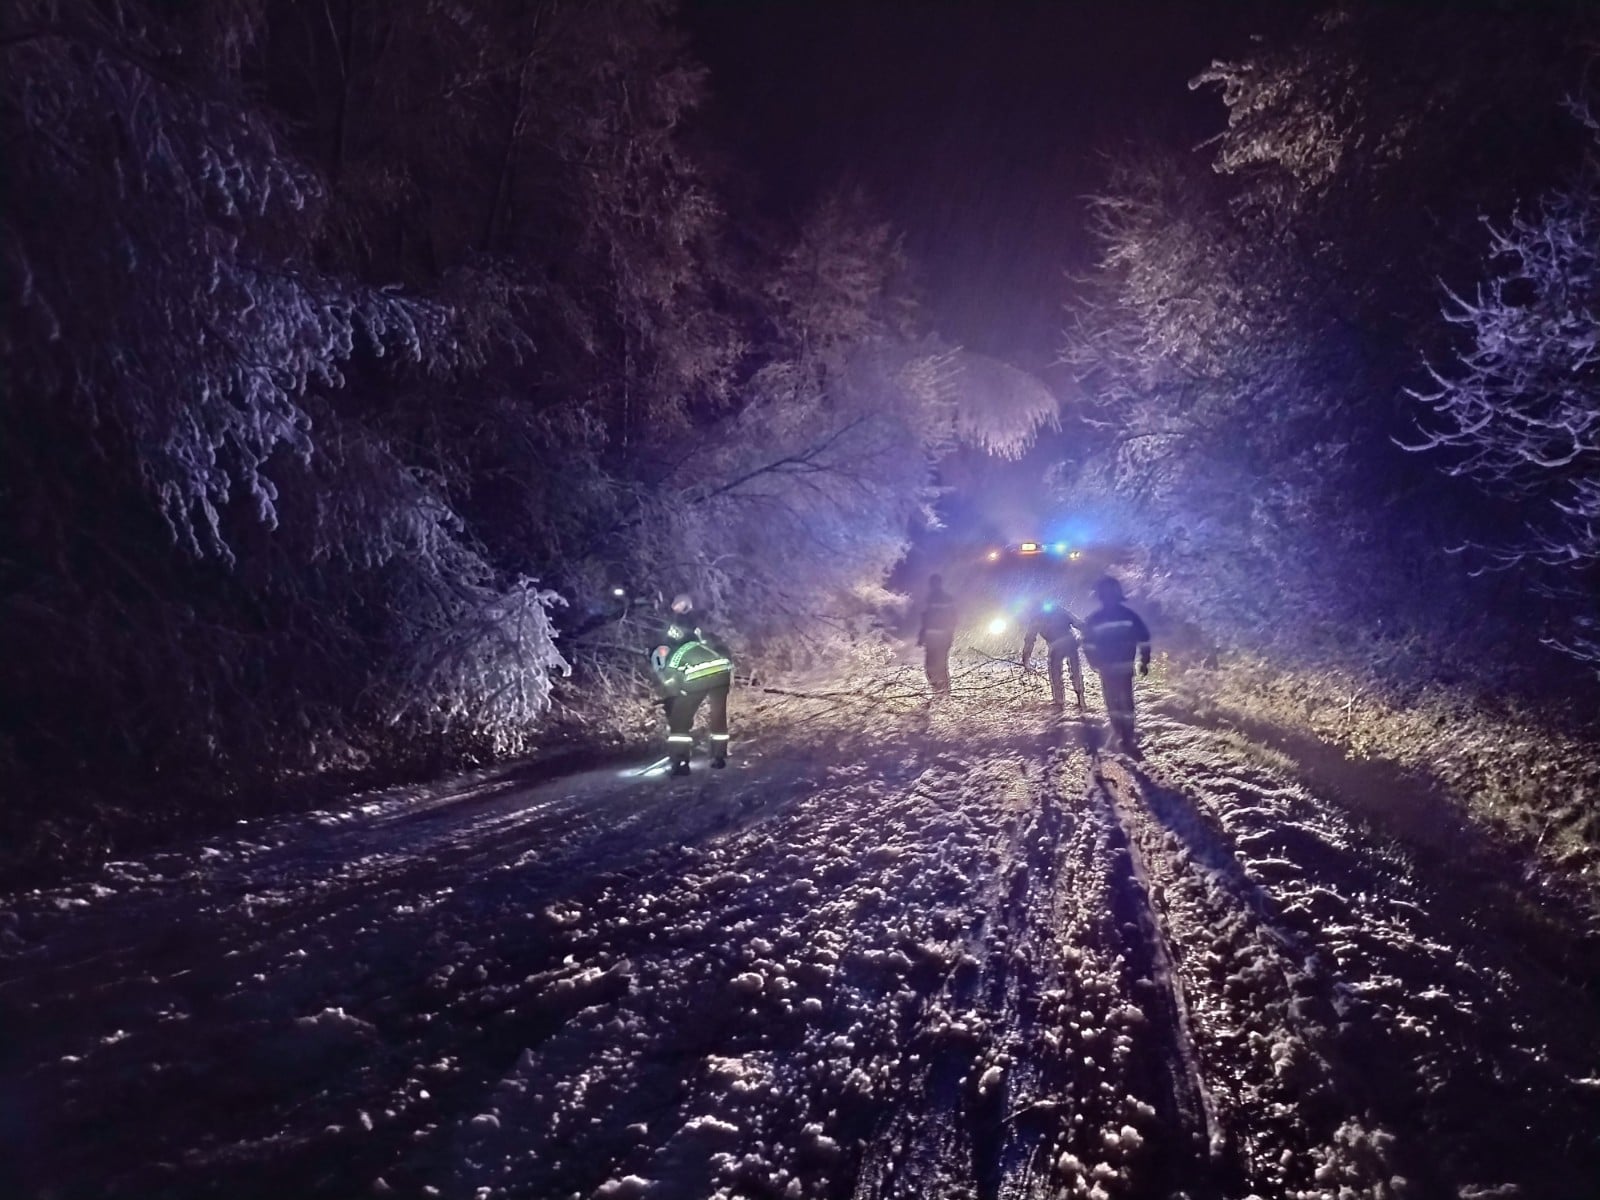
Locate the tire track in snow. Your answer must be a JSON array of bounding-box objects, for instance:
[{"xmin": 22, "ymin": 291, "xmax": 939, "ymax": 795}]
[
  {"xmin": 8, "ymin": 667, "xmax": 1598, "ymax": 1199},
  {"xmin": 437, "ymin": 707, "xmax": 1211, "ymax": 1199},
  {"xmin": 1098, "ymin": 707, "xmax": 1600, "ymax": 1198},
  {"xmin": 848, "ymin": 727, "xmax": 1076, "ymax": 1199},
  {"xmin": 1096, "ymin": 732, "xmax": 1432, "ymax": 1197},
  {"xmin": 1091, "ymin": 749, "xmax": 1234, "ymax": 1198},
  {"xmin": 850, "ymin": 718, "xmax": 1231, "ymax": 1200},
  {"xmin": 1, "ymin": 749, "xmax": 820, "ymax": 1199}
]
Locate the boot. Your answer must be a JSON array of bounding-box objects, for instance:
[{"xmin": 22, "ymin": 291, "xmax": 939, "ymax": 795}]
[
  {"xmin": 711, "ymin": 756, "xmax": 727, "ymax": 769},
  {"xmin": 1121, "ymin": 722, "xmax": 1142, "ymax": 759},
  {"xmin": 670, "ymin": 760, "xmax": 690, "ymax": 777}
]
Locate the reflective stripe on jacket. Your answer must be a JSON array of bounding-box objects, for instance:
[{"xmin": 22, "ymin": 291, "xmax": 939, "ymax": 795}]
[
  {"xmin": 921, "ymin": 595, "xmax": 957, "ymax": 637},
  {"xmin": 653, "ymin": 637, "xmax": 732, "ymax": 695},
  {"xmin": 1081, "ymin": 603, "xmax": 1151, "ymax": 671}
]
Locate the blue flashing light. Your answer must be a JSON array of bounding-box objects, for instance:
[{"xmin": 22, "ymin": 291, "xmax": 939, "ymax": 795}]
[
  {"xmin": 1053, "ymin": 542, "xmax": 1067, "ymax": 554},
  {"xmin": 1042, "ymin": 601, "xmax": 1055, "ymax": 612}
]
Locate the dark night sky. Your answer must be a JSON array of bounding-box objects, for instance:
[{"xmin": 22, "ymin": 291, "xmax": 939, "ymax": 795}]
[{"xmin": 682, "ymin": 1, "xmax": 1297, "ymax": 370}]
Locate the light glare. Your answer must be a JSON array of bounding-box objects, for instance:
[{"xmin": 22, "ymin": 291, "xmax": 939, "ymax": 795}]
[{"xmin": 620, "ymin": 756, "xmax": 675, "ymax": 778}]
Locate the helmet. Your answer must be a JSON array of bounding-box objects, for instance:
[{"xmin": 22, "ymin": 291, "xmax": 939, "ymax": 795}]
[
  {"xmin": 1092, "ymin": 576, "xmax": 1124, "ymax": 603},
  {"xmin": 670, "ymin": 592, "xmax": 694, "ymax": 614}
]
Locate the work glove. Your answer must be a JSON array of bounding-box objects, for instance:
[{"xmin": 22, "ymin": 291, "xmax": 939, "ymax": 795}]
[{"xmin": 1138, "ymin": 656, "xmax": 1150, "ymax": 677}]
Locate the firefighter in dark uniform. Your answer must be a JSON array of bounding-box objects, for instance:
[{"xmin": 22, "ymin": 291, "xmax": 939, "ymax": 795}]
[
  {"xmin": 1020, "ymin": 598, "xmax": 1086, "ymax": 709},
  {"xmin": 916, "ymin": 574, "xmax": 958, "ymax": 695},
  {"xmin": 1080, "ymin": 576, "xmax": 1152, "ymax": 753},
  {"xmin": 649, "ymin": 593, "xmax": 733, "ymax": 776}
]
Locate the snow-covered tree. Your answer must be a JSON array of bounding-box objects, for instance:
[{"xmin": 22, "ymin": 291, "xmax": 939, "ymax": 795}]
[
  {"xmin": 610, "ymin": 193, "xmax": 954, "ymax": 668},
  {"xmin": 1, "ymin": 0, "xmax": 977, "ymax": 848},
  {"xmin": 1408, "ymin": 103, "xmax": 1600, "ymax": 665},
  {"xmin": 948, "ymin": 353, "xmax": 1059, "ymax": 460},
  {"xmin": 1056, "ymin": 7, "xmax": 1600, "ymax": 685},
  {"xmin": 1059, "ymin": 153, "xmax": 1390, "ymax": 650},
  {"xmin": 0, "ymin": 1, "xmax": 571, "ymax": 798}
]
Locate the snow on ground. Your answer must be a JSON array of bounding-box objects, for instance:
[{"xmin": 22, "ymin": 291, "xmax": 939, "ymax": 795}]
[{"xmin": 2, "ymin": 660, "xmax": 1597, "ymax": 1199}]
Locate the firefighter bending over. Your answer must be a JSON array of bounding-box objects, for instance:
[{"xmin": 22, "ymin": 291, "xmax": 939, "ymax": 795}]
[
  {"xmin": 649, "ymin": 593, "xmax": 733, "ymax": 777},
  {"xmin": 916, "ymin": 574, "xmax": 957, "ymax": 695},
  {"xmin": 1020, "ymin": 598, "xmax": 1086, "ymax": 709},
  {"xmin": 1080, "ymin": 576, "xmax": 1152, "ymax": 753}
]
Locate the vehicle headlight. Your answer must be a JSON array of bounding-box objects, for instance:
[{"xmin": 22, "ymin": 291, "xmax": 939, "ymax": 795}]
[{"xmin": 987, "ymin": 616, "xmax": 1008, "ymax": 636}]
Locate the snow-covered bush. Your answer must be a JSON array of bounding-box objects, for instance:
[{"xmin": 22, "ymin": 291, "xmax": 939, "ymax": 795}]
[{"xmin": 392, "ymin": 577, "xmax": 570, "ymax": 757}]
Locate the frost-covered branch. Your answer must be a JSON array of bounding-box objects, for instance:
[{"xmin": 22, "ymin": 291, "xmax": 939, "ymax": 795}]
[{"xmin": 1406, "ymin": 106, "xmax": 1600, "ymax": 661}]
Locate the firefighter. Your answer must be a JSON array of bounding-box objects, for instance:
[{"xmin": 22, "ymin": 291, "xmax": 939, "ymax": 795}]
[
  {"xmin": 649, "ymin": 593, "xmax": 734, "ymax": 776},
  {"xmin": 916, "ymin": 574, "xmax": 957, "ymax": 695},
  {"xmin": 1080, "ymin": 576, "xmax": 1152, "ymax": 754},
  {"xmin": 1020, "ymin": 598, "xmax": 1086, "ymax": 710}
]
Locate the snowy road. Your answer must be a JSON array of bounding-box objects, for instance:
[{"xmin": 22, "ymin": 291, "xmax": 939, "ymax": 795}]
[{"xmin": 4, "ymin": 666, "xmax": 1598, "ymax": 1199}]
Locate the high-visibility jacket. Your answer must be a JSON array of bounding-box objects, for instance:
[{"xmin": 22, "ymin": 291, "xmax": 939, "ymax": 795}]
[{"xmin": 649, "ymin": 620, "xmax": 733, "ymax": 696}]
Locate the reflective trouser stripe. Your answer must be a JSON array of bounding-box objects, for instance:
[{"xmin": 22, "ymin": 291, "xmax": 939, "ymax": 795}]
[
  {"xmin": 710, "ymin": 733, "xmax": 730, "ymax": 741},
  {"xmin": 667, "ymin": 735, "xmax": 693, "ymax": 743}
]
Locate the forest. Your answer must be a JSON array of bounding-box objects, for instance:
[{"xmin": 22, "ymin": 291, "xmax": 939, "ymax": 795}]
[{"xmin": 4, "ymin": 0, "xmax": 1598, "ymax": 878}]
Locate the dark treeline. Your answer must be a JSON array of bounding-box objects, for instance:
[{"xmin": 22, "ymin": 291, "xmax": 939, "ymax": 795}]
[
  {"xmin": 1057, "ymin": 3, "xmax": 1600, "ymax": 692},
  {"xmin": 0, "ymin": 0, "xmax": 1063, "ymax": 870}
]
